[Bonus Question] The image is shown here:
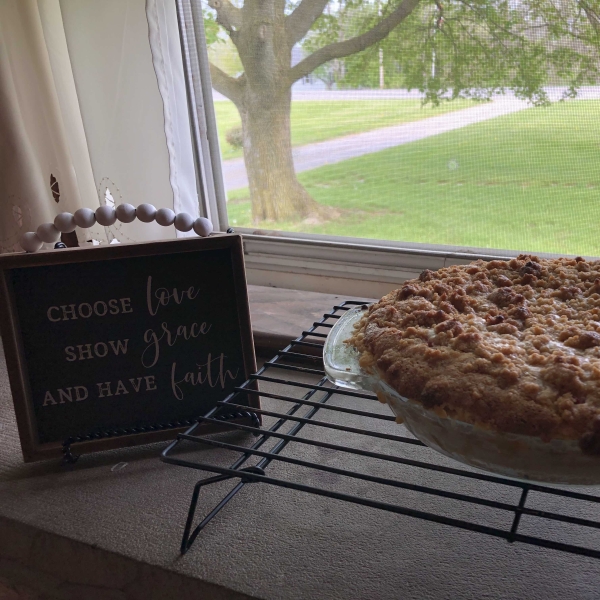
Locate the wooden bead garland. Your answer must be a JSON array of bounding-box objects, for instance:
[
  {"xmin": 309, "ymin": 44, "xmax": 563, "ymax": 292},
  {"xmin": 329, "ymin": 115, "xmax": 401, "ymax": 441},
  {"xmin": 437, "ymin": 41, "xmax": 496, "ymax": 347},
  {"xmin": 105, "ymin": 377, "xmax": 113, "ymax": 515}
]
[
  {"xmin": 54, "ymin": 212, "xmax": 77, "ymax": 233},
  {"xmin": 37, "ymin": 223, "xmax": 61, "ymax": 243},
  {"xmin": 96, "ymin": 205, "xmax": 117, "ymax": 226},
  {"xmin": 136, "ymin": 203, "xmax": 157, "ymax": 223},
  {"xmin": 73, "ymin": 208, "xmax": 96, "ymax": 228},
  {"xmin": 193, "ymin": 217, "xmax": 213, "ymax": 237},
  {"xmin": 174, "ymin": 212, "xmax": 194, "ymax": 232},
  {"xmin": 116, "ymin": 203, "xmax": 136, "ymax": 223},
  {"xmin": 19, "ymin": 204, "xmax": 214, "ymax": 253},
  {"xmin": 20, "ymin": 232, "xmax": 44, "ymax": 253},
  {"xmin": 155, "ymin": 208, "xmax": 176, "ymax": 226}
]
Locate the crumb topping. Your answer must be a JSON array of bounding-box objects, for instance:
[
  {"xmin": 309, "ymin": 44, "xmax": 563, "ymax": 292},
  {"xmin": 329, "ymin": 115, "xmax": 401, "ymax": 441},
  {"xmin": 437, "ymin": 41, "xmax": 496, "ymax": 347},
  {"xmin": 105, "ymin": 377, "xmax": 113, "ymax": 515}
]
[{"xmin": 348, "ymin": 255, "xmax": 600, "ymax": 454}]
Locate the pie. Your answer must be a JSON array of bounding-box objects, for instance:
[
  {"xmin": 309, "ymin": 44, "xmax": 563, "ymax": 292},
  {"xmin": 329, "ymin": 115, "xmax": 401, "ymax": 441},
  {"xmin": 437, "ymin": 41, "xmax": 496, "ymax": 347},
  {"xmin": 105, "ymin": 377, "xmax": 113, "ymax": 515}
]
[{"xmin": 347, "ymin": 255, "xmax": 600, "ymax": 455}]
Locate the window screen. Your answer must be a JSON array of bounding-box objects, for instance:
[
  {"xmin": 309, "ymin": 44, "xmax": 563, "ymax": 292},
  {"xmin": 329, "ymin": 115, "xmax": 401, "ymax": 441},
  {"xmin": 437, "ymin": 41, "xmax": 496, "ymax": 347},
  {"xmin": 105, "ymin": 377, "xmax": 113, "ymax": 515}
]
[{"xmin": 204, "ymin": 0, "xmax": 600, "ymax": 256}]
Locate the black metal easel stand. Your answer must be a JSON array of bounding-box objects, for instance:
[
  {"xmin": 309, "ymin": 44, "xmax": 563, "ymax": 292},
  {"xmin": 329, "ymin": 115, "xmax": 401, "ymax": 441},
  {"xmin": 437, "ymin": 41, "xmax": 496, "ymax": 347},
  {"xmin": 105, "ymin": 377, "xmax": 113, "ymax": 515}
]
[{"xmin": 60, "ymin": 411, "xmax": 259, "ymax": 467}]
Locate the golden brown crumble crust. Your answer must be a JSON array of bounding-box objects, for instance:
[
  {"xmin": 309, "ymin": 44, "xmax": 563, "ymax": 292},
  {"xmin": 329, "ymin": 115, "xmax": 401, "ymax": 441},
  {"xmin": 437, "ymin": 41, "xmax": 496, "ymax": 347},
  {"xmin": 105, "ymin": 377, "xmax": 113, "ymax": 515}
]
[{"xmin": 348, "ymin": 255, "xmax": 600, "ymax": 454}]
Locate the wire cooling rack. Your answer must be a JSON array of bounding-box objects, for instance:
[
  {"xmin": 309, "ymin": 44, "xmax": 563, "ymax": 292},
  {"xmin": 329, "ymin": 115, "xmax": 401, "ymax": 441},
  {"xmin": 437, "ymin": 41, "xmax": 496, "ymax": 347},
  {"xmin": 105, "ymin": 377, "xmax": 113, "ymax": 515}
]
[{"xmin": 161, "ymin": 301, "xmax": 600, "ymax": 556}]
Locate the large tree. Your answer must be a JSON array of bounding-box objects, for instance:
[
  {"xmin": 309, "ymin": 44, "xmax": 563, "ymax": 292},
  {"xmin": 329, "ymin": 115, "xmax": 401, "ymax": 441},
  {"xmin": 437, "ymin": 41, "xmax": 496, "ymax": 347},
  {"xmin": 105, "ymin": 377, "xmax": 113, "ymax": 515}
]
[{"xmin": 207, "ymin": 0, "xmax": 599, "ymax": 222}]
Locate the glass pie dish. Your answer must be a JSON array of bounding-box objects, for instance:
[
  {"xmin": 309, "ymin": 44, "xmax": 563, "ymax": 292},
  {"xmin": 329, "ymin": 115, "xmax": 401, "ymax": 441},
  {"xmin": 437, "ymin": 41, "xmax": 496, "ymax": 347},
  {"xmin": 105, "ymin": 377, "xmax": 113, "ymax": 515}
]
[{"xmin": 324, "ymin": 305, "xmax": 600, "ymax": 485}]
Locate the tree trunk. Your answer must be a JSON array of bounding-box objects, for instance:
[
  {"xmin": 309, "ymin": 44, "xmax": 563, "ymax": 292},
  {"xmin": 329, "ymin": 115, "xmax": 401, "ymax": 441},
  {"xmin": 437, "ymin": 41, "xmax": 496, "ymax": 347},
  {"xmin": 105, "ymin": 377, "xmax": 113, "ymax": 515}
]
[
  {"xmin": 227, "ymin": 0, "xmax": 322, "ymax": 223},
  {"xmin": 209, "ymin": 0, "xmax": 421, "ymax": 222},
  {"xmin": 239, "ymin": 88, "xmax": 321, "ymax": 222}
]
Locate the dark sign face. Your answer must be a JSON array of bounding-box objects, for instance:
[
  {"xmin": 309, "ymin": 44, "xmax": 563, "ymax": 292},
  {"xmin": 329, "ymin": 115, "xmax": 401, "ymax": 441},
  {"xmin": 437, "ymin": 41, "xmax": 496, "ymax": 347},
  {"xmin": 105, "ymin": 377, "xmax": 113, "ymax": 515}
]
[{"xmin": 0, "ymin": 236, "xmax": 256, "ymax": 461}]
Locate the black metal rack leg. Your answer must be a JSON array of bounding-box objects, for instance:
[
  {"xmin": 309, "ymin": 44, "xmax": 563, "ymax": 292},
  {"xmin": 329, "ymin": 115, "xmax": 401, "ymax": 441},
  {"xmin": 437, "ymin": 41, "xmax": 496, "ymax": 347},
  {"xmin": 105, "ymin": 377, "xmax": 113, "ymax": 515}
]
[
  {"xmin": 181, "ymin": 466, "xmax": 266, "ymax": 554},
  {"xmin": 182, "ymin": 475, "xmax": 245, "ymax": 554}
]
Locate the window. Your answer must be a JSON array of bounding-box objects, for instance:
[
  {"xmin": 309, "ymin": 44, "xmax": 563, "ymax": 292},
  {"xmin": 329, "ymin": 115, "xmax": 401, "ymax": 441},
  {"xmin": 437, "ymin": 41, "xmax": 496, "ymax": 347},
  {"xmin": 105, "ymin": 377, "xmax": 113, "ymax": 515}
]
[{"xmin": 192, "ymin": 1, "xmax": 600, "ymax": 294}]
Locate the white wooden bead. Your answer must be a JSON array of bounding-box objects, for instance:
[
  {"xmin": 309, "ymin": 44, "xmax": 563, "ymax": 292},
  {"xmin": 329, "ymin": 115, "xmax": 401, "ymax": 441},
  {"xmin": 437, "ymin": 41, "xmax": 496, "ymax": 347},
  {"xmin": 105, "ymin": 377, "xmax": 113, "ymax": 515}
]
[
  {"xmin": 96, "ymin": 205, "xmax": 117, "ymax": 226},
  {"xmin": 54, "ymin": 212, "xmax": 76, "ymax": 233},
  {"xmin": 193, "ymin": 217, "xmax": 213, "ymax": 237},
  {"xmin": 155, "ymin": 208, "xmax": 176, "ymax": 226},
  {"xmin": 136, "ymin": 203, "xmax": 157, "ymax": 223},
  {"xmin": 74, "ymin": 208, "xmax": 96, "ymax": 228},
  {"xmin": 116, "ymin": 203, "xmax": 136, "ymax": 223},
  {"xmin": 20, "ymin": 232, "xmax": 43, "ymax": 253},
  {"xmin": 174, "ymin": 212, "xmax": 194, "ymax": 232},
  {"xmin": 37, "ymin": 222, "xmax": 61, "ymax": 243}
]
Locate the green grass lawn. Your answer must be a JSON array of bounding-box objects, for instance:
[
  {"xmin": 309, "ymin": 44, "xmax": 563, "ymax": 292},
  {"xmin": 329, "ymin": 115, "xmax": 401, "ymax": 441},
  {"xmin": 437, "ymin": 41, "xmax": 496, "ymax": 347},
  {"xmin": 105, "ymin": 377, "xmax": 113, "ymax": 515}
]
[
  {"xmin": 227, "ymin": 100, "xmax": 600, "ymax": 256},
  {"xmin": 215, "ymin": 98, "xmax": 476, "ymax": 159}
]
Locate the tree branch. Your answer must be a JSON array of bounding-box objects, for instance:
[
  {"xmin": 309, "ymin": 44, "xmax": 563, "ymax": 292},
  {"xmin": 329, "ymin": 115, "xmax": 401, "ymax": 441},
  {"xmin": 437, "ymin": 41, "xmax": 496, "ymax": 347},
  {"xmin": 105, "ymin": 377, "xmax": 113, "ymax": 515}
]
[
  {"xmin": 207, "ymin": 0, "xmax": 242, "ymax": 33},
  {"xmin": 286, "ymin": 0, "xmax": 331, "ymax": 46},
  {"xmin": 289, "ymin": 0, "xmax": 422, "ymax": 83},
  {"xmin": 209, "ymin": 62, "xmax": 244, "ymax": 104},
  {"xmin": 580, "ymin": 0, "xmax": 600, "ymax": 33}
]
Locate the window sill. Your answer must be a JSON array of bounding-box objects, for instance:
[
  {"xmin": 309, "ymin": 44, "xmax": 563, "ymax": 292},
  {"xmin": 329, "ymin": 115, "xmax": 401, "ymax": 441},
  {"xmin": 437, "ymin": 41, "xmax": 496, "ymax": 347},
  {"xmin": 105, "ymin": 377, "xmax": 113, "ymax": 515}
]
[
  {"xmin": 242, "ymin": 232, "xmax": 511, "ymax": 297},
  {"xmin": 241, "ymin": 232, "xmax": 588, "ymax": 297},
  {"xmin": 248, "ymin": 284, "xmax": 371, "ymax": 356}
]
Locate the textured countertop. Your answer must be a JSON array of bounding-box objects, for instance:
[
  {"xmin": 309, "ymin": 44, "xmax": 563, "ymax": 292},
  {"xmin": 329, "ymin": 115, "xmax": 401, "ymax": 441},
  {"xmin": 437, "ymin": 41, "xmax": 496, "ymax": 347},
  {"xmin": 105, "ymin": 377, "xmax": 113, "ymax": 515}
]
[{"xmin": 1, "ymin": 287, "xmax": 600, "ymax": 600}]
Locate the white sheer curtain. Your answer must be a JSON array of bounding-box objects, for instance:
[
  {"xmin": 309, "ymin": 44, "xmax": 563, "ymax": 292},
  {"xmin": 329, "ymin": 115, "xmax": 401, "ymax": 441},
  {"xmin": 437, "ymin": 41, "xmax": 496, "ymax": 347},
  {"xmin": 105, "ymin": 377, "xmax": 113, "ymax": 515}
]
[{"xmin": 0, "ymin": 0, "xmax": 197, "ymax": 253}]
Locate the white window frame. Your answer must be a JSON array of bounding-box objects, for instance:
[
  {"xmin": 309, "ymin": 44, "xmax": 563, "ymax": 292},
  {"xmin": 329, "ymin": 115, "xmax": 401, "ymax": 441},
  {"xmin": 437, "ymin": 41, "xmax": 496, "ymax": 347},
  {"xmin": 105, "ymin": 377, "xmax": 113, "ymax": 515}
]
[
  {"xmin": 176, "ymin": 0, "xmax": 228, "ymax": 229},
  {"xmin": 176, "ymin": 1, "xmax": 568, "ymax": 298},
  {"xmin": 239, "ymin": 233, "xmax": 515, "ymax": 298}
]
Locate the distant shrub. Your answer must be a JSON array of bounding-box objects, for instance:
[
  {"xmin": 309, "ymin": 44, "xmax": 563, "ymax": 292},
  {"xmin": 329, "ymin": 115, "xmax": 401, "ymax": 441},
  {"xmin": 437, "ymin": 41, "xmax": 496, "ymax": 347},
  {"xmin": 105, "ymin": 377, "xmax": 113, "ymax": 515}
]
[{"xmin": 226, "ymin": 126, "xmax": 244, "ymax": 149}]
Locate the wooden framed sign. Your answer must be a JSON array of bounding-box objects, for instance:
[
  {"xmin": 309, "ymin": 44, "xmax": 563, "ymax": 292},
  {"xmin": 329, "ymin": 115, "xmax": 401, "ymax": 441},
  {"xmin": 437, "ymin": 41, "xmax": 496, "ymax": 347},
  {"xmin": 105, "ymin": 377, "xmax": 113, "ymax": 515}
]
[{"xmin": 0, "ymin": 235, "xmax": 257, "ymax": 462}]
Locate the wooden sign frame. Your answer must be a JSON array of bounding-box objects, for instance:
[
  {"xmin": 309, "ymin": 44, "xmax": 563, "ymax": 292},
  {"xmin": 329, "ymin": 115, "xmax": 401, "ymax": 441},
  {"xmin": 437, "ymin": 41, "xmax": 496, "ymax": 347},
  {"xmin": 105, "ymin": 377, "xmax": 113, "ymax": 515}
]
[{"xmin": 0, "ymin": 235, "xmax": 257, "ymax": 462}]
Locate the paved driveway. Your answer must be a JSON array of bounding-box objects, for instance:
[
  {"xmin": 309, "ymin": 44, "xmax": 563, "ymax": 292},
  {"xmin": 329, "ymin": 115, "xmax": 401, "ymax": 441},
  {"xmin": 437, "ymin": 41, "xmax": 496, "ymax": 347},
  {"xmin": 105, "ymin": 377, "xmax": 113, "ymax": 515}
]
[{"xmin": 220, "ymin": 87, "xmax": 600, "ymax": 192}]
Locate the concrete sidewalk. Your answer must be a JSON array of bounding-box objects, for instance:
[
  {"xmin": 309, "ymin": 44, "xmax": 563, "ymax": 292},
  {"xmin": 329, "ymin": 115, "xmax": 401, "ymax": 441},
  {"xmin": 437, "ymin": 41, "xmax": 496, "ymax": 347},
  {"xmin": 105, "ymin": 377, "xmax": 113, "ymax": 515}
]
[
  {"xmin": 222, "ymin": 96, "xmax": 530, "ymax": 192},
  {"xmin": 213, "ymin": 85, "xmax": 600, "ymax": 102}
]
